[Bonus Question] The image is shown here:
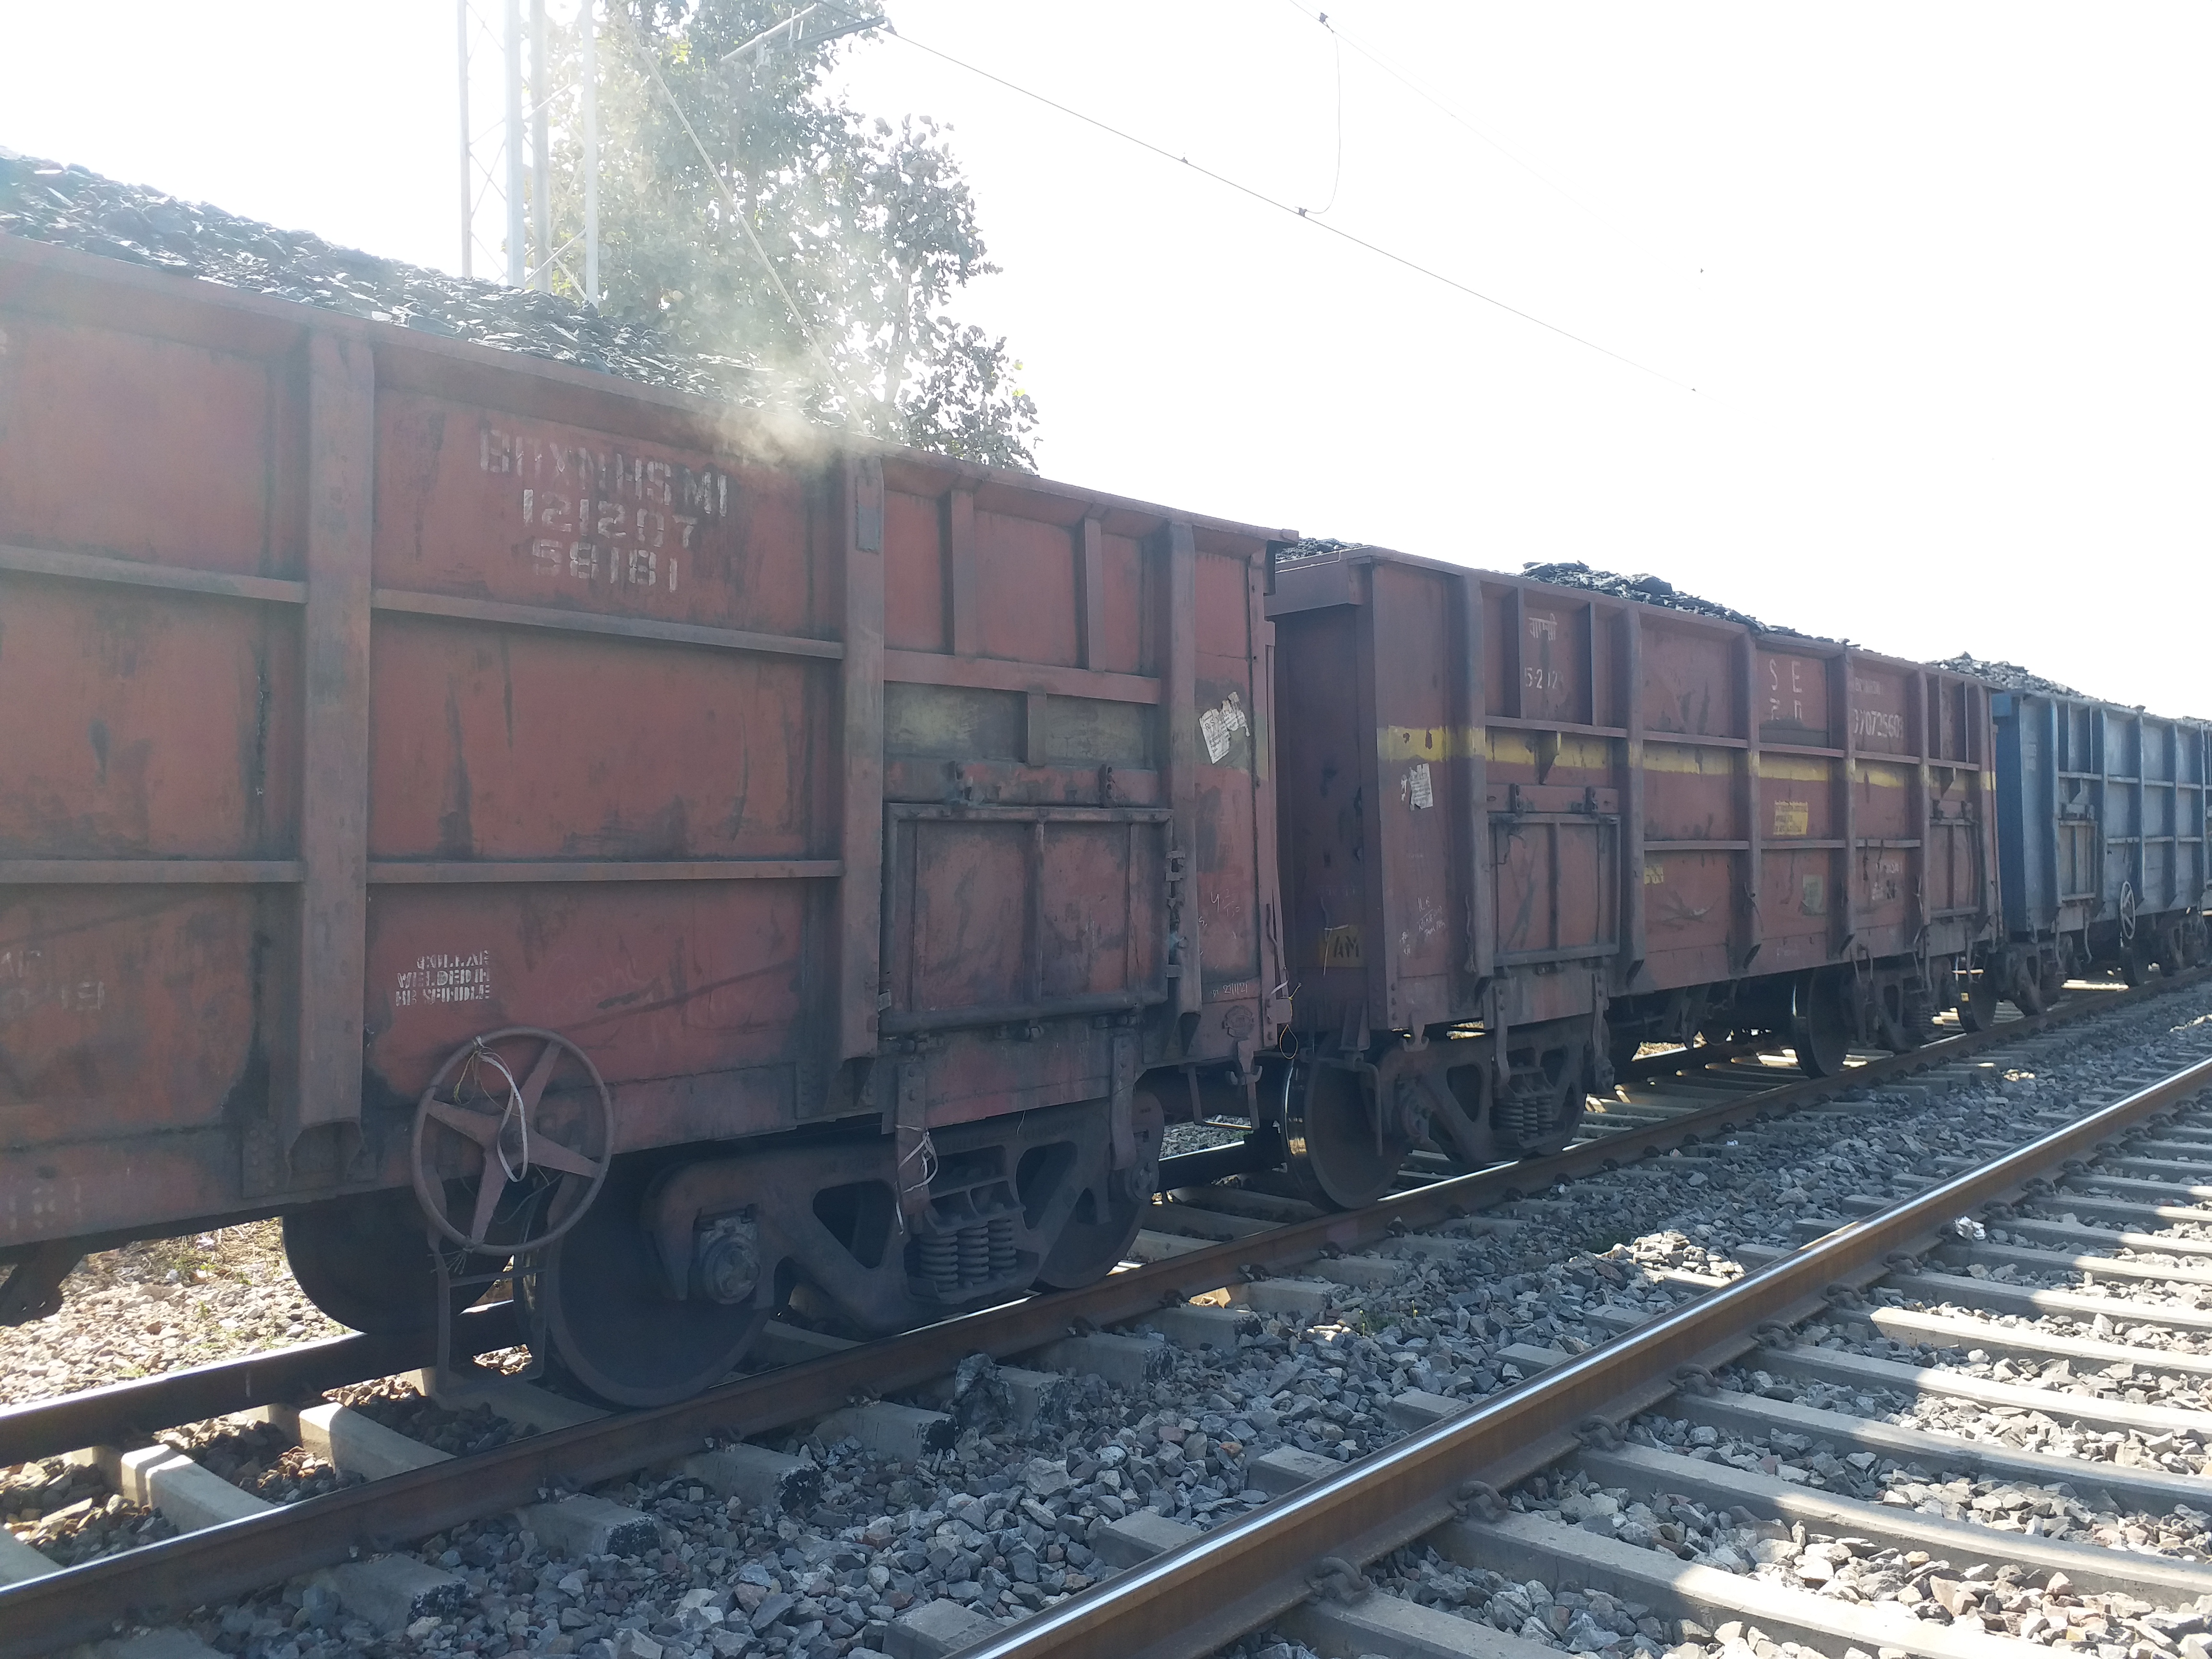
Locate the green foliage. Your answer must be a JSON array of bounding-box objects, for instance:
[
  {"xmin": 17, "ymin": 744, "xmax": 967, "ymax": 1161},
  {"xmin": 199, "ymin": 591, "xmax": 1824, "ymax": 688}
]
[{"xmin": 550, "ymin": 1, "xmax": 1039, "ymax": 470}]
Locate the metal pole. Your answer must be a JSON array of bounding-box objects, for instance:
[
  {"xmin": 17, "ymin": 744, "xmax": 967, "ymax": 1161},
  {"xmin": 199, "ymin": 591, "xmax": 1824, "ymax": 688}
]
[
  {"xmin": 457, "ymin": 0, "xmax": 473, "ymax": 279},
  {"xmin": 504, "ymin": 0, "xmax": 525, "ymax": 287},
  {"xmin": 530, "ymin": 0, "xmax": 550, "ymax": 291},
  {"xmin": 582, "ymin": 0, "xmax": 599, "ymax": 303}
]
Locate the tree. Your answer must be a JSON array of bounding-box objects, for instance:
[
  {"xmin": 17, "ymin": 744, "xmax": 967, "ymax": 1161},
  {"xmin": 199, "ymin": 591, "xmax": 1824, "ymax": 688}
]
[{"xmin": 552, "ymin": 1, "xmax": 1041, "ymax": 471}]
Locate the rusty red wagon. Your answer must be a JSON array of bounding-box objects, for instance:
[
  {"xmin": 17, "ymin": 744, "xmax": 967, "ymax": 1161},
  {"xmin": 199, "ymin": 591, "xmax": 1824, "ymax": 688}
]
[
  {"xmin": 1262, "ymin": 545, "xmax": 2003, "ymax": 1204},
  {"xmin": 0, "ymin": 232, "xmax": 1290, "ymax": 1401}
]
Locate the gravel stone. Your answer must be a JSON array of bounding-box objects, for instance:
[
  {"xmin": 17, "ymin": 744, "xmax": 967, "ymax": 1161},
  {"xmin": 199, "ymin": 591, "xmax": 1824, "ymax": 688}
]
[{"xmin": 0, "ymin": 1222, "xmax": 344, "ymax": 1406}]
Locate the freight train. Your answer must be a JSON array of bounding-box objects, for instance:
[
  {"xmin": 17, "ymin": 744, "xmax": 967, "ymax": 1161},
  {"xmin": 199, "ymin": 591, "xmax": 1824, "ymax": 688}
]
[{"xmin": 2, "ymin": 187, "xmax": 2206, "ymax": 1404}]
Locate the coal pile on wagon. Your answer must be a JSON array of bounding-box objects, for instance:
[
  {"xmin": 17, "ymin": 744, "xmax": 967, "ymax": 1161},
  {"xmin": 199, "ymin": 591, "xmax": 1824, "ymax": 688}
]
[
  {"xmin": 1519, "ymin": 560, "xmax": 1822, "ymax": 639},
  {"xmin": 1935, "ymin": 654, "xmax": 2085, "ymax": 699},
  {"xmin": 1278, "ymin": 537, "xmax": 1362, "ymax": 562},
  {"xmin": 0, "ymin": 147, "xmax": 721, "ymax": 397}
]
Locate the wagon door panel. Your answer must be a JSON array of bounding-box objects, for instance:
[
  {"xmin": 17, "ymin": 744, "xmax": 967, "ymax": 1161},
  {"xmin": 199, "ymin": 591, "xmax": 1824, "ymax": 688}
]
[
  {"xmin": 883, "ymin": 806, "xmax": 1170, "ymax": 1031},
  {"xmin": 1491, "ymin": 808, "xmax": 1619, "ymax": 966}
]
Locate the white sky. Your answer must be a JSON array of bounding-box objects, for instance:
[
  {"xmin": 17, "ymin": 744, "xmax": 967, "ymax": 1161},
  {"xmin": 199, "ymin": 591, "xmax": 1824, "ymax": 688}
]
[{"xmin": 6, "ymin": 3, "xmax": 2206, "ymax": 716}]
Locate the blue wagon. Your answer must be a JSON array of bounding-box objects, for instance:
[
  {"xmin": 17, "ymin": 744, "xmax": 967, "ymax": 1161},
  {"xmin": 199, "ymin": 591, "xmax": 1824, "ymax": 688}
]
[{"xmin": 1988, "ymin": 691, "xmax": 2211, "ymax": 1006}]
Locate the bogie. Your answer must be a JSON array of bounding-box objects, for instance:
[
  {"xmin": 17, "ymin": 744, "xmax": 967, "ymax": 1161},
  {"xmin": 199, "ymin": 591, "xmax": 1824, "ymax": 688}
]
[{"xmin": 537, "ymin": 1091, "xmax": 1158, "ymax": 1404}]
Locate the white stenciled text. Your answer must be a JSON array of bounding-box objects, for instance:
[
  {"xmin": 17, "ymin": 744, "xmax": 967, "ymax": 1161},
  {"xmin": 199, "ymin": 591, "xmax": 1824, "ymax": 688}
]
[
  {"xmin": 0, "ymin": 947, "xmax": 106, "ymax": 1023},
  {"xmin": 394, "ymin": 950, "xmax": 493, "ymax": 1010},
  {"xmin": 1851, "ymin": 705, "xmax": 1905, "ymax": 743},
  {"xmin": 482, "ymin": 424, "xmax": 730, "ymax": 596},
  {"xmin": 1766, "ymin": 656, "xmax": 1813, "ymax": 725}
]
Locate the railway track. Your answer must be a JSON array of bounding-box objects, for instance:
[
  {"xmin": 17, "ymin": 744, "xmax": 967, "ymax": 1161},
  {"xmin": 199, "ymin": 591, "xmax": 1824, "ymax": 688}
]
[
  {"xmin": 1, "ymin": 970, "xmax": 2206, "ymax": 1659},
  {"xmin": 965, "ymin": 1042, "xmax": 2212, "ymax": 1659}
]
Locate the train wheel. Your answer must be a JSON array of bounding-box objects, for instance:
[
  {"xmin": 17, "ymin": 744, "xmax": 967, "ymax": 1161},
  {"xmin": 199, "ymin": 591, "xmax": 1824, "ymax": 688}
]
[
  {"xmin": 1606, "ymin": 1032, "xmax": 1643, "ymax": 1085},
  {"xmin": 1034, "ymin": 1088, "xmax": 1164, "ymax": 1290},
  {"xmin": 1790, "ymin": 970, "xmax": 1851, "ymax": 1078},
  {"xmin": 2121, "ymin": 948, "xmax": 2147, "ymax": 988},
  {"xmin": 1957, "ymin": 972, "xmax": 1999, "ymax": 1033},
  {"xmin": 542, "ymin": 1158, "xmax": 771, "ymax": 1407},
  {"xmin": 1285, "ymin": 1062, "xmax": 1410, "ymax": 1211},
  {"xmin": 283, "ymin": 1188, "xmax": 497, "ymax": 1334}
]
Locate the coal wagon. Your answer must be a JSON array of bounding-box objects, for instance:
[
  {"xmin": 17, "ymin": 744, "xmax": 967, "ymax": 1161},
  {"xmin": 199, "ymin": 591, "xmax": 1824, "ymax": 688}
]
[
  {"xmin": 1985, "ymin": 689, "xmax": 2211, "ymax": 1003},
  {"xmin": 1262, "ymin": 545, "xmax": 2002, "ymax": 1206},
  {"xmin": 0, "ymin": 232, "xmax": 1290, "ymax": 1401}
]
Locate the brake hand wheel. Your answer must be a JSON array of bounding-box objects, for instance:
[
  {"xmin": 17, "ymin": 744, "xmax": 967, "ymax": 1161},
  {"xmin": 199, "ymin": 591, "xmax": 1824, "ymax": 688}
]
[{"xmin": 411, "ymin": 1027, "xmax": 613, "ymax": 1252}]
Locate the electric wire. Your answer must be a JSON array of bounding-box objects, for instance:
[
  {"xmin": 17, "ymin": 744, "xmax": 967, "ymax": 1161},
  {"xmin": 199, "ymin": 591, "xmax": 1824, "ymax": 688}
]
[
  {"xmin": 625, "ymin": 26, "xmax": 849, "ymax": 399},
  {"xmin": 1309, "ymin": 24, "xmax": 1343, "ymax": 216},
  {"xmin": 1278, "ymin": 0, "xmax": 1623, "ymax": 240},
  {"xmin": 884, "ymin": 29, "xmax": 1691, "ymax": 392}
]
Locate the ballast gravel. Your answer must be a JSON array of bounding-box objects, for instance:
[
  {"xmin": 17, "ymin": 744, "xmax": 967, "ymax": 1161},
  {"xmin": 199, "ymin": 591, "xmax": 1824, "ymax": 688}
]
[
  {"xmin": 1, "ymin": 1456, "xmax": 176, "ymax": 1566},
  {"xmin": 335, "ymin": 1376, "xmax": 531, "ymax": 1461},
  {"xmin": 0, "ymin": 1220, "xmax": 343, "ymax": 1405}
]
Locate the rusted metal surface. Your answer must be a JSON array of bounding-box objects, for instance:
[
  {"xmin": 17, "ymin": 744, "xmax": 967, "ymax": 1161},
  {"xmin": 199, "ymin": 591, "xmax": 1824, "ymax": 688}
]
[
  {"xmin": 1269, "ymin": 546, "xmax": 2000, "ymax": 1044},
  {"xmin": 1, "ymin": 966, "xmax": 2193, "ymax": 1656},
  {"xmin": 951, "ymin": 1052, "xmax": 2212, "ymax": 1659},
  {"xmin": 0, "ymin": 231, "xmax": 1290, "ymax": 1259}
]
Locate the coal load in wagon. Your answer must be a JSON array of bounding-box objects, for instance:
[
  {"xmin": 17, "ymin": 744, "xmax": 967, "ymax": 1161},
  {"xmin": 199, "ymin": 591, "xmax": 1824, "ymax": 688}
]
[
  {"xmin": 0, "ymin": 147, "xmax": 722, "ymax": 397},
  {"xmin": 1933, "ymin": 654, "xmax": 2086, "ymax": 700},
  {"xmin": 1518, "ymin": 561, "xmax": 1825, "ymax": 640},
  {"xmin": 1276, "ymin": 537, "xmax": 1363, "ymax": 563}
]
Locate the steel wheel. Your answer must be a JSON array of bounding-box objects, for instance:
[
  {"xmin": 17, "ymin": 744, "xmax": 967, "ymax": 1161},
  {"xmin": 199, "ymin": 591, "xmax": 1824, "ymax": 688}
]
[
  {"xmin": 1606, "ymin": 1032, "xmax": 1643, "ymax": 1085},
  {"xmin": 542, "ymin": 1157, "xmax": 770, "ymax": 1407},
  {"xmin": 1957, "ymin": 971, "xmax": 2000, "ymax": 1033},
  {"xmin": 1035, "ymin": 1089, "xmax": 1164, "ymax": 1290},
  {"xmin": 1285, "ymin": 1061, "xmax": 1410, "ymax": 1211},
  {"xmin": 283, "ymin": 1188, "xmax": 498, "ymax": 1334},
  {"xmin": 1791, "ymin": 969, "xmax": 1851, "ymax": 1078}
]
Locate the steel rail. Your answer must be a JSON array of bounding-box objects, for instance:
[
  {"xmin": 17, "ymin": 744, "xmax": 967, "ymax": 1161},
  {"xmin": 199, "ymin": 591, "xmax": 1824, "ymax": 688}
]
[
  {"xmin": 0, "ymin": 1302, "xmax": 521, "ymax": 1467},
  {"xmin": 946, "ymin": 1055, "xmax": 2212, "ymax": 1659},
  {"xmin": 0, "ymin": 971, "xmax": 2202, "ymax": 1656}
]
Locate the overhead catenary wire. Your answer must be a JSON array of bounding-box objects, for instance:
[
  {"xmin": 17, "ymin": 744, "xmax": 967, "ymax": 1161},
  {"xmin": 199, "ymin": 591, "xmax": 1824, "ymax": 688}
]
[
  {"xmin": 1277, "ymin": 0, "xmax": 1627, "ymax": 243},
  {"xmin": 884, "ymin": 28, "xmax": 1692, "ymax": 393},
  {"xmin": 625, "ymin": 26, "xmax": 851, "ymax": 403},
  {"xmin": 1307, "ymin": 22, "xmax": 1343, "ymax": 217}
]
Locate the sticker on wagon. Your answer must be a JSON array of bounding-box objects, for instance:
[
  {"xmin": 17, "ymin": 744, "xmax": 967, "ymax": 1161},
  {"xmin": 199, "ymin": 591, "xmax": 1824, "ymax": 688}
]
[{"xmin": 1200, "ymin": 693, "xmax": 1250, "ymax": 764}]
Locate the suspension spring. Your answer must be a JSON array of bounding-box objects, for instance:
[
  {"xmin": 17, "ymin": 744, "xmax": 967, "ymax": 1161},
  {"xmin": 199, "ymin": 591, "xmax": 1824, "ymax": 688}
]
[
  {"xmin": 987, "ymin": 1214, "xmax": 1016, "ymax": 1277},
  {"xmin": 917, "ymin": 1234, "xmax": 958, "ymax": 1296},
  {"xmin": 956, "ymin": 1223, "xmax": 989, "ymax": 1287}
]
